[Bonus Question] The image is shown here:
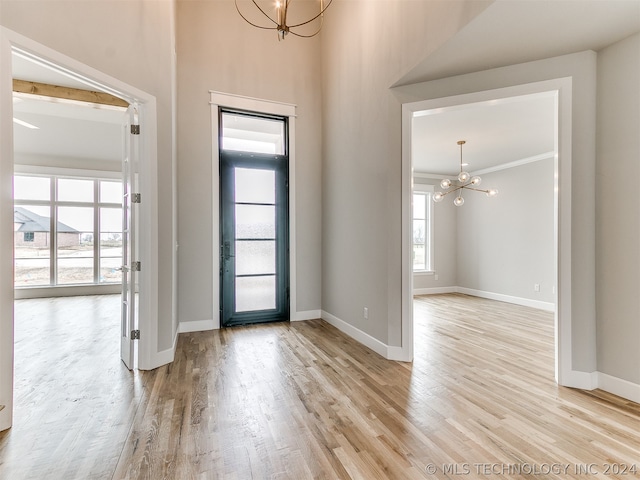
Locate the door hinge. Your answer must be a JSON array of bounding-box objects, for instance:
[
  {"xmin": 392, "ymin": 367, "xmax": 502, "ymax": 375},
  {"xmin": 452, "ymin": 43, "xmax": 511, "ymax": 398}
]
[
  {"xmin": 132, "ymin": 261, "xmax": 141, "ymax": 272},
  {"xmin": 131, "ymin": 124, "xmax": 140, "ymax": 135},
  {"xmin": 132, "ymin": 193, "xmax": 141, "ymax": 204},
  {"xmin": 131, "ymin": 329, "xmax": 141, "ymax": 340}
]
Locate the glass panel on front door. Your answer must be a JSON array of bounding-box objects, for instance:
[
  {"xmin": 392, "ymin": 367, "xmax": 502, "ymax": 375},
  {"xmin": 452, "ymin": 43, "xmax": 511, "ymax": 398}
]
[
  {"xmin": 234, "ymin": 167, "xmax": 276, "ymax": 312},
  {"xmin": 220, "ymin": 111, "xmax": 289, "ymax": 326}
]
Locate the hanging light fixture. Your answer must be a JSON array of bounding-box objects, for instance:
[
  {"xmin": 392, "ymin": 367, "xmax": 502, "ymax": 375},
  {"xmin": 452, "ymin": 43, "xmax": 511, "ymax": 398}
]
[
  {"xmin": 433, "ymin": 140, "xmax": 498, "ymax": 206},
  {"xmin": 235, "ymin": 0, "xmax": 332, "ymax": 40}
]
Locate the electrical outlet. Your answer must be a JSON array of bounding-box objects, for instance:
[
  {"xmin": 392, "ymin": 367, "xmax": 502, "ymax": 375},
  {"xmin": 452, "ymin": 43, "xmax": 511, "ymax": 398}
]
[
  {"xmin": 434, "ymin": 274, "xmax": 439, "ymax": 281},
  {"xmin": 534, "ymin": 283, "xmax": 540, "ymax": 292},
  {"xmin": 363, "ymin": 307, "xmax": 368, "ymax": 319}
]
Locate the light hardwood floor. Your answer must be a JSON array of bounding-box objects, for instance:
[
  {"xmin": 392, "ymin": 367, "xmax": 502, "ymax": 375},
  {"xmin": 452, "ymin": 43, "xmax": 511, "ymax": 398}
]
[{"xmin": 1, "ymin": 294, "xmax": 639, "ymax": 479}]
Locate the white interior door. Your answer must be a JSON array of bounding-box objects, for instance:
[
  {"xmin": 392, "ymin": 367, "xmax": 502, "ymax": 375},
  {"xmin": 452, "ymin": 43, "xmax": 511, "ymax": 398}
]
[{"xmin": 120, "ymin": 104, "xmax": 139, "ymax": 369}]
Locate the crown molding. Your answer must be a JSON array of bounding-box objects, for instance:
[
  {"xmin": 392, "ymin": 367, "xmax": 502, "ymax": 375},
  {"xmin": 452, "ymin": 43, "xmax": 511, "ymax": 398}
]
[{"xmin": 414, "ymin": 151, "xmax": 555, "ymax": 178}]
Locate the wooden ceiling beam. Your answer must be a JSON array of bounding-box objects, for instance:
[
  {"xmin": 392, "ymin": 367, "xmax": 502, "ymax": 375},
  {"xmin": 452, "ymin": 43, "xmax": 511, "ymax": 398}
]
[{"xmin": 12, "ymin": 79, "xmax": 129, "ymax": 108}]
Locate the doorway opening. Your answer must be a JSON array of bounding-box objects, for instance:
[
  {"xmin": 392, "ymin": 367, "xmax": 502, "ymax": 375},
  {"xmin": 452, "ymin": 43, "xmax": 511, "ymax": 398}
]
[
  {"xmin": 10, "ymin": 48, "xmax": 140, "ymax": 367},
  {"xmin": 219, "ymin": 110, "xmax": 290, "ymax": 326},
  {"xmin": 1, "ymin": 31, "xmax": 159, "ymax": 431},
  {"xmin": 401, "ymin": 78, "xmax": 574, "ymax": 386}
]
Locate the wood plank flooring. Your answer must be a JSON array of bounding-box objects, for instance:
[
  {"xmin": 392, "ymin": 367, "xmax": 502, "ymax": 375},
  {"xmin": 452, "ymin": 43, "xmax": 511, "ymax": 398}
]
[
  {"xmin": 1, "ymin": 293, "xmax": 639, "ymax": 479},
  {"xmin": 0, "ymin": 295, "xmax": 146, "ymax": 479}
]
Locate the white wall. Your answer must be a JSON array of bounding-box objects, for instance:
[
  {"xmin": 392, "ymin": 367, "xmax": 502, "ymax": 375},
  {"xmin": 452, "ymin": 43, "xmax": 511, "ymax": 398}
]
[
  {"xmin": 457, "ymin": 159, "xmax": 555, "ymax": 305},
  {"xmin": 319, "ymin": 0, "xmax": 584, "ymax": 359},
  {"xmin": 596, "ymin": 32, "xmax": 640, "ymax": 385},
  {"xmin": 414, "ymin": 157, "xmax": 555, "ymax": 311},
  {"xmin": 176, "ymin": 0, "xmax": 323, "ymax": 328},
  {"xmin": 321, "ymin": 0, "xmax": 492, "ymax": 346}
]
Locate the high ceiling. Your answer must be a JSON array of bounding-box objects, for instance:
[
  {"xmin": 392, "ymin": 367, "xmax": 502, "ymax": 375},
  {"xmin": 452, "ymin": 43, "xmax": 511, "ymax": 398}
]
[
  {"xmin": 396, "ymin": 0, "xmax": 640, "ymax": 87},
  {"xmin": 406, "ymin": 0, "xmax": 640, "ymax": 176},
  {"xmin": 9, "ymin": 0, "xmax": 640, "ymax": 171}
]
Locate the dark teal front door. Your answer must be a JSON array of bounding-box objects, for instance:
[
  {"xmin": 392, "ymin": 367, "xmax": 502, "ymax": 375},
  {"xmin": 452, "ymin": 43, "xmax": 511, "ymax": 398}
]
[{"xmin": 219, "ymin": 111, "xmax": 289, "ymax": 326}]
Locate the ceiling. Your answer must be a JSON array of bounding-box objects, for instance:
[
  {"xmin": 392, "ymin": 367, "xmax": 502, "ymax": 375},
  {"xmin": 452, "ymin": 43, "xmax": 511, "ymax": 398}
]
[
  {"xmin": 406, "ymin": 0, "xmax": 640, "ymax": 176},
  {"xmin": 396, "ymin": 0, "xmax": 640, "ymax": 87},
  {"xmin": 9, "ymin": 0, "xmax": 640, "ymax": 171},
  {"xmin": 12, "ymin": 53, "xmax": 125, "ymax": 164},
  {"xmin": 412, "ymin": 92, "xmax": 556, "ymax": 175}
]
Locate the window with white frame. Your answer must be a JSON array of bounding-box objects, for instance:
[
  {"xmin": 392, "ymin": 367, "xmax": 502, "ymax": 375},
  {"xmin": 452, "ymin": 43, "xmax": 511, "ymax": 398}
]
[
  {"xmin": 13, "ymin": 174, "xmax": 123, "ymax": 288},
  {"xmin": 413, "ymin": 184, "xmax": 434, "ymax": 272}
]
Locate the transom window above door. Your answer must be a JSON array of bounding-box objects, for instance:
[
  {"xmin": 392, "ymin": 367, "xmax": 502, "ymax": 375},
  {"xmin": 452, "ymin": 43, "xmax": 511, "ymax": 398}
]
[{"xmin": 221, "ymin": 112, "xmax": 286, "ymax": 155}]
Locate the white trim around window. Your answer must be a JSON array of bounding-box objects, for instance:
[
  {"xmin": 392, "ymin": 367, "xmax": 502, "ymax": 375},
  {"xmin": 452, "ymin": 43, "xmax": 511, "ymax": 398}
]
[
  {"xmin": 412, "ymin": 183, "xmax": 434, "ymax": 274},
  {"xmin": 13, "ymin": 172, "xmax": 124, "ymax": 297}
]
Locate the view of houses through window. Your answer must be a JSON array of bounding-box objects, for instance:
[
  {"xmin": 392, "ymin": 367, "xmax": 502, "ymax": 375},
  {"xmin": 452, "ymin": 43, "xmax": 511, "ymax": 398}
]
[{"xmin": 14, "ymin": 175, "xmax": 123, "ymax": 288}]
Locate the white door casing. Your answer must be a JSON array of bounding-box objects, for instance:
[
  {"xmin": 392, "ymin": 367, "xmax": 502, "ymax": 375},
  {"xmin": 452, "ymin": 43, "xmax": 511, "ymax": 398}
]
[{"xmin": 400, "ymin": 78, "xmax": 574, "ymax": 386}]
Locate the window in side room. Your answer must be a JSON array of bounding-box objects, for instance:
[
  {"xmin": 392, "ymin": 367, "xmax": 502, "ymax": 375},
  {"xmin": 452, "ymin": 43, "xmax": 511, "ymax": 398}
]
[
  {"xmin": 413, "ymin": 185, "xmax": 434, "ymax": 273},
  {"xmin": 14, "ymin": 174, "xmax": 123, "ymax": 288}
]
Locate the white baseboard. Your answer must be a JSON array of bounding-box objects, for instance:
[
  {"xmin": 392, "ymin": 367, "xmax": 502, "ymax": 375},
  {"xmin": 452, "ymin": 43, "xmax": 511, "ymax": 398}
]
[
  {"xmin": 321, "ymin": 310, "xmax": 389, "ymax": 359},
  {"xmin": 179, "ymin": 319, "xmax": 217, "ymax": 333},
  {"xmin": 556, "ymin": 368, "xmax": 640, "ymax": 404},
  {"xmin": 560, "ymin": 369, "xmax": 599, "ymax": 390},
  {"xmin": 447, "ymin": 287, "xmax": 556, "ymax": 312},
  {"xmin": 387, "ymin": 345, "xmax": 412, "ymax": 362},
  {"xmin": 292, "ymin": 309, "xmax": 322, "ymax": 321},
  {"xmin": 413, "ymin": 286, "xmax": 457, "ymax": 295},
  {"xmin": 597, "ymin": 372, "xmax": 640, "ymax": 404}
]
